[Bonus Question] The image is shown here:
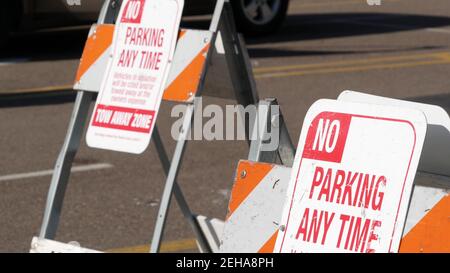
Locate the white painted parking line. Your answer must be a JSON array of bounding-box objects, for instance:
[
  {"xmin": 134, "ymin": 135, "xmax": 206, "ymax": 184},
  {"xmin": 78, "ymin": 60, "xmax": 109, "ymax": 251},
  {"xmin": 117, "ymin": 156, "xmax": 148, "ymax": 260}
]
[
  {"xmin": 0, "ymin": 163, "xmax": 113, "ymax": 182},
  {"xmin": 426, "ymin": 27, "xmax": 450, "ymax": 34},
  {"xmin": 0, "ymin": 58, "xmax": 29, "ymax": 66}
]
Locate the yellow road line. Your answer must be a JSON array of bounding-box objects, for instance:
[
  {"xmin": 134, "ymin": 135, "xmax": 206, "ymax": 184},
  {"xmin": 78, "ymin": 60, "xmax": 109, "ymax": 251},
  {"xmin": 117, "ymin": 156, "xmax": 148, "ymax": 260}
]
[
  {"xmin": 253, "ymin": 52, "xmax": 450, "ymax": 73},
  {"xmin": 2, "ymin": 52, "xmax": 449, "ymax": 93},
  {"xmin": 438, "ymin": 52, "xmax": 450, "ymax": 61},
  {"xmin": 106, "ymin": 238, "xmax": 197, "ymax": 253},
  {"xmin": 256, "ymin": 59, "xmax": 450, "ymax": 79},
  {"xmin": 290, "ymin": 0, "xmax": 400, "ymax": 9},
  {"xmin": 254, "ymin": 52, "xmax": 450, "ymax": 79}
]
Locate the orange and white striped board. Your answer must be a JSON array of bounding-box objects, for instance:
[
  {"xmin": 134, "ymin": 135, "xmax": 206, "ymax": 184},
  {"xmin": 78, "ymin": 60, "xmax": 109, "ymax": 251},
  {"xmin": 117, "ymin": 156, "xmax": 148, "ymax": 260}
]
[
  {"xmin": 74, "ymin": 24, "xmax": 212, "ymax": 103},
  {"xmin": 74, "ymin": 24, "xmax": 114, "ymax": 94},
  {"xmin": 399, "ymin": 176, "xmax": 450, "ymax": 253},
  {"xmin": 220, "ymin": 160, "xmax": 291, "ymax": 253},
  {"xmin": 220, "ymin": 160, "xmax": 450, "ymax": 253}
]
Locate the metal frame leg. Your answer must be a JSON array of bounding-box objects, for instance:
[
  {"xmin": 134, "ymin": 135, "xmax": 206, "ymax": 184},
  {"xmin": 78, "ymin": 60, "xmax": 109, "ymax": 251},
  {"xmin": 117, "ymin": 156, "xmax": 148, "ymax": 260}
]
[
  {"xmin": 35, "ymin": 0, "xmax": 291, "ymax": 253},
  {"xmin": 39, "ymin": 91, "xmax": 93, "ymax": 239},
  {"xmin": 148, "ymin": 0, "xmax": 228, "ymax": 253},
  {"xmin": 219, "ymin": 1, "xmax": 259, "ymax": 107},
  {"xmin": 248, "ymin": 98, "xmax": 278, "ymax": 163},
  {"xmin": 37, "ymin": 0, "xmax": 120, "ymax": 242},
  {"xmin": 248, "ymin": 98, "xmax": 296, "ymax": 166},
  {"xmin": 277, "ymin": 114, "xmax": 295, "ymax": 167},
  {"xmin": 219, "ymin": 2, "xmax": 296, "ymax": 166},
  {"xmin": 152, "ymin": 126, "xmax": 211, "ymax": 252},
  {"xmin": 149, "ymin": 99, "xmax": 198, "ymax": 253}
]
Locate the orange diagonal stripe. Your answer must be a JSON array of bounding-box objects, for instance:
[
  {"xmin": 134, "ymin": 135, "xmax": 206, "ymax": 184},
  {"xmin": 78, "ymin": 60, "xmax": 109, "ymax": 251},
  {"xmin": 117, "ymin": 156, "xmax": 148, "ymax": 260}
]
[
  {"xmin": 227, "ymin": 161, "xmax": 273, "ymax": 219},
  {"xmin": 75, "ymin": 24, "xmax": 115, "ymax": 83},
  {"xmin": 178, "ymin": 29, "xmax": 187, "ymax": 40},
  {"xmin": 399, "ymin": 195, "xmax": 450, "ymax": 253},
  {"xmin": 163, "ymin": 43, "xmax": 210, "ymax": 102},
  {"xmin": 258, "ymin": 230, "xmax": 279, "ymax": 253}
]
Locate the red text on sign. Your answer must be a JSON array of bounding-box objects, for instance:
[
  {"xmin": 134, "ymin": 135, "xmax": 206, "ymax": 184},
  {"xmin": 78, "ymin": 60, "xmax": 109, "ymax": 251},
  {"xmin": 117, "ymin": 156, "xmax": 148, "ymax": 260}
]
[
  {"xmin": 121, "ymin": 0, "xmax": 145, "ymax": 24},
  {"xmin": 125, "ymin": 27, "xmax": 164, "ymax": 47},
  {"xmin": 92, "ymin": 104, "xmax": 155, "ymax": 133},
  {"xmin": 309, "ymin": 166, "xmax": 386, "ymax": 211},
  {"xmin": 296, "ymin": 208, "xmax": 335, "ymax": 245},
  {"xmin": 303, "ymin": 112, "xmax": 351, "ymax": 163},
  {"xmin": 336, "ymin": 214, "xmax": 381, "ymax": 253}
]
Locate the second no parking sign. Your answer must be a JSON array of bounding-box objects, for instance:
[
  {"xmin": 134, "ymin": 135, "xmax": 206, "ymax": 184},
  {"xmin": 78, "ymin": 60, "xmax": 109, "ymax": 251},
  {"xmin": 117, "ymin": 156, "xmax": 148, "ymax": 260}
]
[{"xmin": 275, "ymin": 99, "xmax": 427, "ymax": 253}]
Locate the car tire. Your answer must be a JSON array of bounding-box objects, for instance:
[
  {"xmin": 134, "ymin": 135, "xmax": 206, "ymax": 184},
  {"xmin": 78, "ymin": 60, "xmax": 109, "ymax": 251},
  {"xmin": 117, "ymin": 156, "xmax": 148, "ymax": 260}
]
[
  {"xmin": 231, "ymin": 0, "xmax": 289, "ymax": 36},
  {"xmin": 0, "ymin": 2, "xmax": 21, "ymax": 47}
]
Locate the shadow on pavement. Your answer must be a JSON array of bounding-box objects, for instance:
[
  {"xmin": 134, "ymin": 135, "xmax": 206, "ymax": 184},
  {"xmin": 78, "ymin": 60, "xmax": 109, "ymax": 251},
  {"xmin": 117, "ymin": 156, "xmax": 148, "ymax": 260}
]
[
  {"xmin": 0, "ymin": 90, "xmax": 97, "ymax": 108},
  {"xmin": 1, "ymin": 12, "xmax": 449, "ymax": 108},
  {"xmin": 1, "ymin": 12, "xmax": 450, "ymax": 62},
  {"xmin": 0, "ymin": 27, "xmax": 90, "ymax": 62},
  {"xmin": 249, "ymin": 12, "xmax": 450, "ymax": 44},
  {"xmin": 248, "ymin": 45, "xmax": 444, "ymax": 58}
]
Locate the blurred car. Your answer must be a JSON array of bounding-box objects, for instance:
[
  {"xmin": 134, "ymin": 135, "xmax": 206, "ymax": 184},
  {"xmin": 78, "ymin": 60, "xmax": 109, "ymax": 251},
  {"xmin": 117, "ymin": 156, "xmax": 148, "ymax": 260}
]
[{"xmin": 1, "ymin": 0, "xmax": 289, "ymax": 45}]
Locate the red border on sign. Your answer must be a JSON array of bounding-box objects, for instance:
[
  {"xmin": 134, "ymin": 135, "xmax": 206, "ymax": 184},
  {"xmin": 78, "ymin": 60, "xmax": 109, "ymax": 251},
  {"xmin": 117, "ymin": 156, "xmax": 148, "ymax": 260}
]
[{"xmin": 278, "ymin": 113, "xmax": 417, "ymax": 253}]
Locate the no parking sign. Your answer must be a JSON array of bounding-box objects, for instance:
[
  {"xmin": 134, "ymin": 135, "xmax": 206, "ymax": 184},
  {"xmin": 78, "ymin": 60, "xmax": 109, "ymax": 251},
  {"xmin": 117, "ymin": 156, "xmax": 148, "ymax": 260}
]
[
  {"xmin": 275, "ymin": 99, "xmax": 427, "ymax": 253},
  {"xmin": 86, "ymin": 0, "xmax": 184, "ymax": 154}
]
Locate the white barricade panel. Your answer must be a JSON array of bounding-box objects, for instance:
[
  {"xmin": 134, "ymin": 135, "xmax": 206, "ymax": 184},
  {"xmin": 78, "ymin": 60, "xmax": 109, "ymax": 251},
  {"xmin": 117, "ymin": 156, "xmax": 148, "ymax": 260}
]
[
  {"xmin": 274, "ymin": 99, "xmax": 427, "ymax": 253},
  {"xmin": 400, "ymin": 178, "xmax": 450, "ymax": 252},
  {"xmin": 220, "ymin": 161, "xmax": 291, "ymax": 253},
  {"xmin": 74, "ymin": 24, "xmax": 114, "ymax": 93},
  {"xmin": 196, "ymin": 216, "xmax": 225, "ymax": 253}
]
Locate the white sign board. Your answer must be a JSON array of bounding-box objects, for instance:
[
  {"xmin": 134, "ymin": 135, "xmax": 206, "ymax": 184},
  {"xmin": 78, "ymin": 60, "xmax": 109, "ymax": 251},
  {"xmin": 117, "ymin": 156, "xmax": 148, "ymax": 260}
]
[
  {"xmin": 275, "ymin": 99, "xmax": 427, "ymax": 253},
  {"xmin": 86, "ymin": 0, "xmax": 184, "ymax": 154}
]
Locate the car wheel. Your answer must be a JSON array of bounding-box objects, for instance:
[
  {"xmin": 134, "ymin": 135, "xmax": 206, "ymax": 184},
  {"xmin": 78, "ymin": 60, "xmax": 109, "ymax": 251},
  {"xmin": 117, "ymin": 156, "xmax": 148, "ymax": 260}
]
[
  {"xmin": 0, "ymin": 2, "xmax": 21, "ymax": 47},
  {"xmin": 231, "ymin": 0, "xmax": 289, "ymax": 36}
]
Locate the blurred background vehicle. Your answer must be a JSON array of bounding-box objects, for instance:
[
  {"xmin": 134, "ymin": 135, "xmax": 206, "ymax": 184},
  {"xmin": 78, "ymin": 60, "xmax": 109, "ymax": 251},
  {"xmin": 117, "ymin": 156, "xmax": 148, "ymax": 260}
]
[{"xmin": 0, "ymin": 0, "xmax": 290, "ymax": 46}]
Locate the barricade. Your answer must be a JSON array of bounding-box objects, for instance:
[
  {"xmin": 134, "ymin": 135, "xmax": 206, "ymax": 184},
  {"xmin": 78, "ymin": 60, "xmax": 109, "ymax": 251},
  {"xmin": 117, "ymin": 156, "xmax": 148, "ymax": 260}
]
[
  {"xmin": 220, "ymin": 91, "xmax": 450, "ymax": 253},
  {"xmin": 30, "ymin": 0, "xmax": 295, "ymax": 253}
]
